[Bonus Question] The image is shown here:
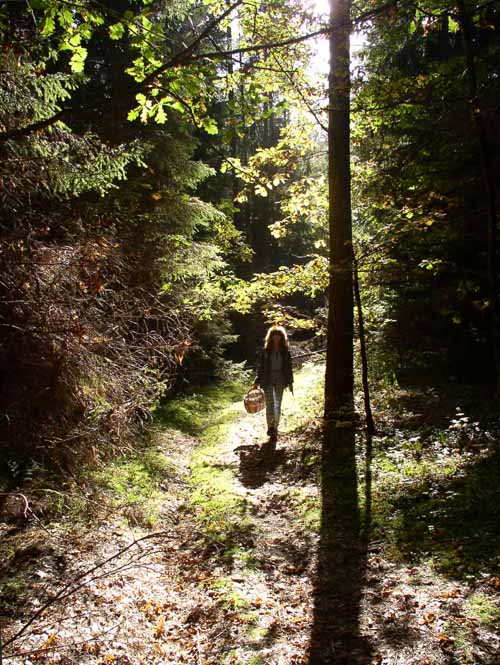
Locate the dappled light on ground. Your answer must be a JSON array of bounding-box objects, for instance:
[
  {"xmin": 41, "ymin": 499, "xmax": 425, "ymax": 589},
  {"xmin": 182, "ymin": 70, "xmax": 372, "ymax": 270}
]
[{"xmin": 1, "ymin": 366, "xmax": 500, "ymax": 663}]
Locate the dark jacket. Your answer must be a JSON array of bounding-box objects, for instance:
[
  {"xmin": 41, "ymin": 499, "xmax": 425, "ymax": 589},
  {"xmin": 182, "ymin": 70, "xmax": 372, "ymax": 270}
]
[{"xmin": 254, "ymin": 348, "xmax": 294, "ymax": 390}]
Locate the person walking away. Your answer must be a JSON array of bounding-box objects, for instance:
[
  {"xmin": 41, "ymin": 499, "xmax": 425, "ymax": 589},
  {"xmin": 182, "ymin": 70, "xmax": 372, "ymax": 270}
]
[{"xmin": 252, "ymin": 325, "xmax": 294, "ymax": 443}]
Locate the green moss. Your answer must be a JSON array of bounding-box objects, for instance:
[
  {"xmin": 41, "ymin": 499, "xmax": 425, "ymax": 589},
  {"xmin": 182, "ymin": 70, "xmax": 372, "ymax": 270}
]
[
  {"xmin": 465, "ymin": 593, "xmax": 500, "ymax": 625},
  {"xmin": 95, "ymin": 447, "xmax": 176, "ymax": 528},
  {"xmin": 247, "ymin": 626, "xmax": 268, "ymax": 641},
  {"xmin": 445, "ymin": 592, "xmax": 500, "ymax": 662},
  {"xmin": 222, "ymin": 545, "xmax": 258, "ymax": 570},
  {"xmin": 153, "ymin": 380, "xmax": 247, "ymax": 435},
  {"xmin": 205, "ymin": 576, "xmax": 252, "ymax": 612},
  {"xmin": 0, "ymin": 573, "xmax": 28, "ymax": 607},
  {"xmin": 158, "ymin": 380, "xmax": 254, "ymax": 545},
  {"xmin": 289, "ymin": 487, "xmax": 321, "ymax": 532},
  {"xmin": 246, "ymin": 655, "xmax": 265, "ymax": 665},
  {"xmin": 189, "ymin": 409, "xmax": 254, "ymax": 545}
]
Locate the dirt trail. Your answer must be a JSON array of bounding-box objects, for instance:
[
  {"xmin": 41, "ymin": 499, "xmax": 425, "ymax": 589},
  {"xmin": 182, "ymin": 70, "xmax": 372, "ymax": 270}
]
[
  {"xmin": 2, "ymin": 375, "xmax": 320, "ymax": 665},
  {"xmin": 205, "ymin": 408, "xmax": 319, "ymax": 664},
  {"xmin": 3, "ymin": 369, "xmax": 500, "ymax": 665}
]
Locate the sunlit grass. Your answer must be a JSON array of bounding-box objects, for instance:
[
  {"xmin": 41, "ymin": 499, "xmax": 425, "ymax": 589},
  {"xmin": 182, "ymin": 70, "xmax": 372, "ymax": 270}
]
[
  {"xmin": 280, "ymin": 359, "xmax": 325, "ymax": 432},
  {"xmin": 94, "ymin": 448, "xmax": 176, "ymax": 528}
]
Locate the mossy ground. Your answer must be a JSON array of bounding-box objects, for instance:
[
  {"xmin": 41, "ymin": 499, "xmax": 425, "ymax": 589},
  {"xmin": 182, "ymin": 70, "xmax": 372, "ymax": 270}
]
[{"xmin": 155, "ymin": 379, "xmax": 254, "ymax": 545}]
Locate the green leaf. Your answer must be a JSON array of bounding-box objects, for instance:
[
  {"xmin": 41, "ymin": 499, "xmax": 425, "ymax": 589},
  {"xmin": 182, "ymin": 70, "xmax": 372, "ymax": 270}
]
[
  {"xmin": 69, "ymin": 47, "xmax": 88, "ymax": 73},
  {"xmin": 40, "ymin": 13, "xmax": 55, "ymax": 37},
  {"xmin": 60, "ymin": 33, "xmax": 82, "ymax": 51},
  {"xmin": 201, "ymin": 117, "xmax": 218, "ymax": 135},
  {"xmin": 155, "ymin": 105, "xmax": 167, "ymax": 124},
  {"xmin": 109, "ymin": 22, "xmax": 125, "ymax": 40},
  {"xmin": 127, "ymin": 107, "xmax": 140, "ymax": 121}
]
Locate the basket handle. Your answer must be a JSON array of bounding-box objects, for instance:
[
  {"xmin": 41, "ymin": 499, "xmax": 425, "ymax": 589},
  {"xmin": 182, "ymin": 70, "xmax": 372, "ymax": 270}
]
[{"xmin": 246, "ymin": 387, "xmax": 263, "ymax": 397}]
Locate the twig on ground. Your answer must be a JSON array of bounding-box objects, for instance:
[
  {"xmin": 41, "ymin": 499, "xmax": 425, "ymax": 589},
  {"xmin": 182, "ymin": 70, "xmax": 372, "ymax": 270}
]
[
  {"xmin": 2, "ymin": 531, "xmax": 174, "ymax": 651},
  {"xmin": 5, "ymin": 619, "xmax": 123, "ymax": 660}
]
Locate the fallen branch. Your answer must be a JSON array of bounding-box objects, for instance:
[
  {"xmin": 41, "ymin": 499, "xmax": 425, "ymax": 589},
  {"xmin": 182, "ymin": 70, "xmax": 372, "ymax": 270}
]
[
  {"xmin": 2, "ymin": 530, "xmax": 175, "ymax": 651},
  {"xmin": 4, "ymin": 619, "xmax": 123, "ymax": 660},
  {"xmin": 292, "ymin": 348, "xmax": 326, "ymax": 360}
]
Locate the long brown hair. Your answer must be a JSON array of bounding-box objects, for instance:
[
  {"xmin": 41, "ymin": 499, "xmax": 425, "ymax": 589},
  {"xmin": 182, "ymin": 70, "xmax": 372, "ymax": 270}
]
[{"xmin": 264, "ymin": 325, "xmax": 289, "ymax": 352}]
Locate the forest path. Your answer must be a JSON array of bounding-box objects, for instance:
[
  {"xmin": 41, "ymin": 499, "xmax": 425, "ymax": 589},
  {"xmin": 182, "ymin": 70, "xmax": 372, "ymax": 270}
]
[
  {"xmin": 2, "ymin": 364, "xmax": 323, "ymax": 665},
  {"xmin": 158, "ymin": 361, "xmax": 326, "ymax": 664},
  {"xmin": 191, "ymin": 381, "xmax": 322, "ymax": 664},
  {"xmin": 3, "ymin": 364, "xmax": 500, "ymax": 665}
]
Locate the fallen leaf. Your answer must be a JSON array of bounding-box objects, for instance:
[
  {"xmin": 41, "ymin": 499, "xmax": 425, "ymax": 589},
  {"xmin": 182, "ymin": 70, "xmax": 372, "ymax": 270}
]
[
  {"xmin": 440, "ymin": 589, "xmax": 459, "ymax": 598},
  {"xmin": 419, "ymin": 611, "xmax": 437, "ymax": 625},
  {"xmin": 489, "ymin": 576, "xmax": 500, "ymax": 589},
  {"xmin": 436, "ymin": 633, "xmax": 454, "ymax": 643},
  {"xmin": 154, "ymin": 615, "xmax": 166, "ymax": 638},
  {"xmin": 38, "ymin": 633, "xmax": 58, "ymax": 651}
]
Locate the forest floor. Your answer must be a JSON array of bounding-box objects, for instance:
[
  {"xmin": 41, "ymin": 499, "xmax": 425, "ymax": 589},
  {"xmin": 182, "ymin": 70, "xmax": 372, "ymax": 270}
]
[{"xmin": 1, "ymin": 361, "xmax": 500, "ymax": 665}]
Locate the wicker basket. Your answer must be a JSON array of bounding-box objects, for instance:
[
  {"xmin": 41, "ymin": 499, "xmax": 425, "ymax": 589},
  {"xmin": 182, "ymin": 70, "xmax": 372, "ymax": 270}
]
[{"xmin": 243, "ymin": 387, "xmax": 265, "ymax": 414}]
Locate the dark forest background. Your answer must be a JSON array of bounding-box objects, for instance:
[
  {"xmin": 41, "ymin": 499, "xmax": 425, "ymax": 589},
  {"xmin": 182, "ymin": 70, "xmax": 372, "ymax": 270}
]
[{"xmin": 1, "ymin": 0, "xmax": 499, "ymax": 480}]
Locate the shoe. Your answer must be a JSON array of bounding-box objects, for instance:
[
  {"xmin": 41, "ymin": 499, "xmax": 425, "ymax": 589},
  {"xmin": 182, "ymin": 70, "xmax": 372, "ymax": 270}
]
[{"xmin": 269, "ymin": 427, "xmax": 277, "ymax": 443}]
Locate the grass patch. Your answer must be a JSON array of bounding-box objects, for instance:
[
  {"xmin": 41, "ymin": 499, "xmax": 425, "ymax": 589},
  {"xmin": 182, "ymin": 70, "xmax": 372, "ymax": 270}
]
[
  {"xmin": 94, "ymin": 447, "xmax": 177, "ymax": 528},
  {"xmin": 211, "ymin": 577, "xmax": 252, "ymax": 611},
  {"xmin": 153, "ymin": 380, "xmax": 247, "ymax": 435},
  {"xmin": 156, "ymin": 379, "xmax": 254, "ymax": 546},
  {"xmin": 465, "ymin": 592, "xmax": 500, "ymax": 625},
  {"xmin": 446, "ymin": 592, "xmax": 500, "ymax": 661},
  {"xmin": 280, "ymin": 360, "xmax": 324, "ymax": 433},
  {"xmin": 222, "ymin": 545, "xmax": 259, "ymax": 570}
]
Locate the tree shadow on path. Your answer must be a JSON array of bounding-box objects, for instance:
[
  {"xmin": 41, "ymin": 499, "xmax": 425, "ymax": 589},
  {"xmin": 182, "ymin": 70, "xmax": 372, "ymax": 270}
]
[
  {"xmin": 235, "ymin": 439, "xmax": 286, "ymax": 489},
  {"xmin": 308, "ymin": 428, "xmax": 373, "ymax": 665}
]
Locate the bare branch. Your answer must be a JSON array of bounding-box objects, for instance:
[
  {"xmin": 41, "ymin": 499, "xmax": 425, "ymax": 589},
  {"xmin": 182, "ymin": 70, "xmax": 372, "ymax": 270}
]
[{"xmin": 2, "ymin": 530, "xmax": 175, "ymax": 651}]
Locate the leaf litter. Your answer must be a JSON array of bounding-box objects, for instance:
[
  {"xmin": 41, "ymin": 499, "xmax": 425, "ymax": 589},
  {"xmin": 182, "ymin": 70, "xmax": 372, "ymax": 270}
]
[{"xmin": 1, "ymin": 373, "xmax": 499, "ymax": 664}]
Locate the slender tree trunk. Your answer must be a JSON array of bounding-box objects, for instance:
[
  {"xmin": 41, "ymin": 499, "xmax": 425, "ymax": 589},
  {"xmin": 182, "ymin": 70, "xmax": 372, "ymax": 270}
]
[
  {"xmin": 310, "ymin": 4, "xmax": 373, "ymax": 661},
  {"xmin": 324, "ymin": 0, "xmax": 354, "ymax": 427},
  {"xmin": 456, "ymin": 0, "xmax": 499, "ymax": 390},
  {"xmin": 354, "ymin": 259, "xmax": 376, "ymax": 434},
  {"xmin": 226, "ymin": 4, "xmax": 238, "ymax": 201}
]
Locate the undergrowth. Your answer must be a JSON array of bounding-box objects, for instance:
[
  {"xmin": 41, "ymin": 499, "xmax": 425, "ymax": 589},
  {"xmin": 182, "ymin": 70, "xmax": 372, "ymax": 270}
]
[{"xmin": 368, "ymin": 424, "xmax": 500, "ymax": 580}]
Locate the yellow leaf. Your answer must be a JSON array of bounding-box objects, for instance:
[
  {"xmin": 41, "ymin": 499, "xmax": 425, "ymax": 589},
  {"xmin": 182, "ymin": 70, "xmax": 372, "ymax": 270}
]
[
  {"xmin": 39, "ymin": 633, "xmax": 58, "ymax": 650},
  {"xmin": 154, "ymin": 615, "xmax": 166, "ymax": 638}
]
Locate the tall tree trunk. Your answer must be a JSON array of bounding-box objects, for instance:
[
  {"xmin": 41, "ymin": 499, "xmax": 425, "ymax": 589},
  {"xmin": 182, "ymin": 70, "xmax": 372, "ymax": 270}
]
[
  {"xmin": 456, "ymin": 0, "xmax": 499, "ymax": 390},
  {"xmin": 309, "ymin": 1, "xmax": 370, "ymax": 662},
  {"xmin": 226, "ymin": 3, "xmax": 238, "ymax": 203},
  {"xmin": 324, "ymin": 0, "xmax": 354, "ymax": 425}
]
